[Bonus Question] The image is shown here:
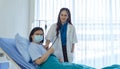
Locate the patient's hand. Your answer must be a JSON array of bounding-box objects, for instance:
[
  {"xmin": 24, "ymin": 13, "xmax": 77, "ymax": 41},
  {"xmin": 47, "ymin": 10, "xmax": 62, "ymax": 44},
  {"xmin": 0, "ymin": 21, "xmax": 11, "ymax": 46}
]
[{"xmin": 48, "ymin": 47, "xmax": 54, "ymax": 54}]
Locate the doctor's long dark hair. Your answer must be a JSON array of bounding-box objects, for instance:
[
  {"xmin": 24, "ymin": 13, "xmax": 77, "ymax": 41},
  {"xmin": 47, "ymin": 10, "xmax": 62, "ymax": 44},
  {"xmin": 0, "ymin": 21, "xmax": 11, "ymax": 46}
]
[{"xmin": 56, "ymin": 8, "xmax": 72, "ymax": 37}]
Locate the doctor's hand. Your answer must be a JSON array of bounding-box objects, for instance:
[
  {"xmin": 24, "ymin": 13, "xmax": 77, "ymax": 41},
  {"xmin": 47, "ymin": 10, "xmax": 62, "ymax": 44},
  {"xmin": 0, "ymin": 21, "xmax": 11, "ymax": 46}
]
[
  {"xmin": 44, "ymin": 45, "xmax": 49, "ymax": 50},
  {"xmin": 59, "ymin": 58, "xmax": 63, "ymax": 62}
]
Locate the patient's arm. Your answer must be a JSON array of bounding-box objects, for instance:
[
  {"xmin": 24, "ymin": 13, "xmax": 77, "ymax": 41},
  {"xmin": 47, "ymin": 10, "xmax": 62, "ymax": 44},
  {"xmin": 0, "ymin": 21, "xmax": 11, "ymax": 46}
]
[
  {"xmin": 34, "ymin": 47, "xmax": 54, "ymax": 65},
  {"xmin": 44, "ymin": 40, "xmax": 50, "ymax": 49}
]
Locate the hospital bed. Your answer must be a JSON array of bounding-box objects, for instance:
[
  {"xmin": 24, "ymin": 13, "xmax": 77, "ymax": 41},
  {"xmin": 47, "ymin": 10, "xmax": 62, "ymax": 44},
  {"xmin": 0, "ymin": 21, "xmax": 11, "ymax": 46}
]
[{"xmin": 0, "ymin": 37, "xmax": 36, "ymax": 69}]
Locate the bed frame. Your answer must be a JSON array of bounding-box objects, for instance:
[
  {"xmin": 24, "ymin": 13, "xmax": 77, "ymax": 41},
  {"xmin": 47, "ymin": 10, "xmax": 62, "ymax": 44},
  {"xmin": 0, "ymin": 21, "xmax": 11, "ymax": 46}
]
[{"xmin": 0, "ymin": 48, "xmax": 21, "ymax": 69}]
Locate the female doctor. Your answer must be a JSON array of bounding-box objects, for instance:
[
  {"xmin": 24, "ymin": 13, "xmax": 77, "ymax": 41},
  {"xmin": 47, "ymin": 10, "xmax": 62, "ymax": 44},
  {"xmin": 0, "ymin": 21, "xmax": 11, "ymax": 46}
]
[{"xmin": 45, "ymin": 8, "xmax": 78, "ymax": 62}]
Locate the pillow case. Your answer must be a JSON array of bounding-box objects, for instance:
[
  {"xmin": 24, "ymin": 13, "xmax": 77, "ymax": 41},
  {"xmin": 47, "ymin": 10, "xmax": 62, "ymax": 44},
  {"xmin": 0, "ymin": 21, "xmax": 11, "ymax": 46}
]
[{"xmin": 15, "ymin": 33, "xmax": 30, "ymax": 62}]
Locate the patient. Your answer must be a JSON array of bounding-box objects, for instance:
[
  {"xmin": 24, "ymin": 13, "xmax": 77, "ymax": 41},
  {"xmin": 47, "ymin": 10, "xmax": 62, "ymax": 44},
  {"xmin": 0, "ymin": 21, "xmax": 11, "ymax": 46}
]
[{"xmin": 28, "ymin": 27, "xmax": 95, "ymax": 69}]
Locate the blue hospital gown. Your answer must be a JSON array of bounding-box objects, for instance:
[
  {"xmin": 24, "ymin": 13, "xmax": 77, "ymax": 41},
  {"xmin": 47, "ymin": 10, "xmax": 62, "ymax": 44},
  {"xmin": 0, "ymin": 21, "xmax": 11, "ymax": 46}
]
[{"xmin": 29, "ymin": 43, "xmax": 46, "ymax": 61}]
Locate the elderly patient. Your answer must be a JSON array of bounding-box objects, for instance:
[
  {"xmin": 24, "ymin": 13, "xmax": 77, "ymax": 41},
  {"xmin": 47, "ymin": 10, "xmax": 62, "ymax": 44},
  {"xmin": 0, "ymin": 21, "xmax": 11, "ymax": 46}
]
[{"xmin": 28, "ymin": 27, "xmax": 95, "ymax": 69}]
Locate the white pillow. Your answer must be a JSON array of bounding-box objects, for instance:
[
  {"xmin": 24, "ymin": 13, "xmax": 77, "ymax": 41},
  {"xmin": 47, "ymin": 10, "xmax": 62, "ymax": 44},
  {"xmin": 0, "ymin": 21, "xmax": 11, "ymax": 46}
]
[{"xmin": 15, "ymin": 33, "xmax": 30, "ymax": 62}]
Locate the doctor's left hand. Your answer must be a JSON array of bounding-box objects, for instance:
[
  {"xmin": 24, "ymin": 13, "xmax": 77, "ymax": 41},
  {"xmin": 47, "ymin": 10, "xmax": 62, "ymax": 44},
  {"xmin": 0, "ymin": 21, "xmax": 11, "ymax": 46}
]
[
  {"xmin": 44, "ymin": 45, "xmax": 49, "ymax": 50},
  {"xmin": 59, "ymin": 58, "xmax": 63, "ymax": 62}
]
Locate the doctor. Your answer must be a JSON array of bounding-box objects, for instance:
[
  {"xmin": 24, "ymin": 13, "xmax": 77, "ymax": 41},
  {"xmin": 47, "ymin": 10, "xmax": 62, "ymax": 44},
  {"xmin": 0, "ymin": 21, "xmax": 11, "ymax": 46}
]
[{"xmin": 45, "ymin": 8, "xmax": 78, "ymax": 62}]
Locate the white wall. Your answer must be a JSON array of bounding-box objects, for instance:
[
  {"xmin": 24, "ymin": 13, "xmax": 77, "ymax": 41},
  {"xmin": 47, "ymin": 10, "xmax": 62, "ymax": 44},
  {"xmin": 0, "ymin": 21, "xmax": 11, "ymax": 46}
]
[{"xmin": 0, "ymin": 0, "xmax": 35, "ymax": 38}]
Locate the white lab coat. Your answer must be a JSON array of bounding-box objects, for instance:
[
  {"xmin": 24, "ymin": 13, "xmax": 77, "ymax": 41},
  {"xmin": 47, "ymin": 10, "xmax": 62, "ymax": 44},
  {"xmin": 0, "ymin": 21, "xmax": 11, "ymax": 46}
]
[{"xmin": 45, "ymin": 23, "xmax": 78, "ymax": 62}]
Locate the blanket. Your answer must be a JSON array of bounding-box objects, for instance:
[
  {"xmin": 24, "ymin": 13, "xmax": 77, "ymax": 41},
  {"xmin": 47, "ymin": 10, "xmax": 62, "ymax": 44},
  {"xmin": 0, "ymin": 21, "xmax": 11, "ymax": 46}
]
[
  {"xmin": 102, "ymin": 64, "xmax": 120, "ymax": 69},
  {"xmin": 37, "ymin": 55, "xmax": 95, "ymax": 69}
]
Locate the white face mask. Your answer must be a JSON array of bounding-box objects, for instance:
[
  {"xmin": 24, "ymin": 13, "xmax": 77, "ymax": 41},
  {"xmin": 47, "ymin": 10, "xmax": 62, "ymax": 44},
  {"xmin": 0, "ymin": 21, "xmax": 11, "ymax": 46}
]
[{"xmin": 33, "ymin": 35, "xmax": 43, "ymax": 43}]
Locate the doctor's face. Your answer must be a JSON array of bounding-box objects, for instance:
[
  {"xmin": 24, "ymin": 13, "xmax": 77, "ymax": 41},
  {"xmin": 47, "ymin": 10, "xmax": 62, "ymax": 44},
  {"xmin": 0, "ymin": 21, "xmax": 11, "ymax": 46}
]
[{"xmin": 60, "ymin": 10, "xmax": 68, "ymax": 24}]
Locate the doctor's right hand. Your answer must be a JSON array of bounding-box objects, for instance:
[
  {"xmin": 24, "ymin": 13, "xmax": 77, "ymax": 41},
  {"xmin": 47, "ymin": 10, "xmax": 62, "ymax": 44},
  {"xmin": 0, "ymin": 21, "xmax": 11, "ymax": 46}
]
[{"xmin": 59, "ymin": 58, "xmax": 63, "ymax": 62}]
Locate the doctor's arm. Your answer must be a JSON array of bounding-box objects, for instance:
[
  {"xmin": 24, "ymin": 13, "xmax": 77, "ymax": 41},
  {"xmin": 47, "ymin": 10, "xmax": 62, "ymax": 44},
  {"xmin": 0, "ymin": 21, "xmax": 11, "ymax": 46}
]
[
  {"xmin": 71, "ymin": 26, "xmax": 77, "ymax": 53},
  {"xmin": 34, "ymin": 47, "xmax": 54, "ymax": 65}
]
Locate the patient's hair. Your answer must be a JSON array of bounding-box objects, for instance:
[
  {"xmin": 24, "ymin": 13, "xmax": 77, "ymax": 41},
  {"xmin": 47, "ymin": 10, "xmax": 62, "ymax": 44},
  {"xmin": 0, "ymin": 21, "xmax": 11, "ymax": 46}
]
[{"xmin": 29, "ymin": 27, "xmax": 44, "ymax": 43}]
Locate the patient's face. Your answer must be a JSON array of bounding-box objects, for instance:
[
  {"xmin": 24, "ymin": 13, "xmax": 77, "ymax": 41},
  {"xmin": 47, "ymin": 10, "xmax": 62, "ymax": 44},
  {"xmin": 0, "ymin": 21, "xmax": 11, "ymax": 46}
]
[{"xmin": 32, "ymin": 30, "xmax": 43, "ymax": 41}]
